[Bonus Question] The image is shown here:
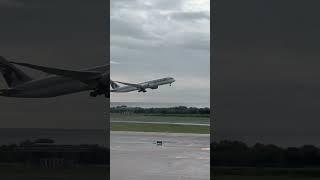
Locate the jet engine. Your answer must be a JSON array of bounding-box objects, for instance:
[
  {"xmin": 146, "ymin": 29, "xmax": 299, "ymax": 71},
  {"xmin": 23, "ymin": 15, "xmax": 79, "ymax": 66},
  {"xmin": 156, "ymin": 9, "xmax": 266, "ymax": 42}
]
[
  {"xmin": 149, "ymin": 85, "xmax": 158, "ymax": 89},
  {"xmin": 90, "ymin": 72, "xmax": 109, "ymax": 98}
]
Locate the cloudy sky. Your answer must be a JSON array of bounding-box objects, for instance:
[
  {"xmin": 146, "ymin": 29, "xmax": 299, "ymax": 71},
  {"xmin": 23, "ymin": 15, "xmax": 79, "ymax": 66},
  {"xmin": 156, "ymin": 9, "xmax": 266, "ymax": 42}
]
[{"xmin": 110, "ymin": 0, "xmax": 210, "ymax": 106}]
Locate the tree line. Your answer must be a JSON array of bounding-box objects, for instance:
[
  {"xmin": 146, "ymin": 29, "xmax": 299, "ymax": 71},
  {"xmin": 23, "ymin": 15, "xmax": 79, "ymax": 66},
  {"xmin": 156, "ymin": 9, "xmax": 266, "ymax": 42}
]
[
  {"xmin": 111, "ymin": 106, "xmax": 210, "ymax": 114},
  {"xmin": 0, "ymin": 139, "xmax": 108, "ymax": 165},
  {"xmin": 213, "ymin": 140, "xmax": 320, "ymax": 167}
]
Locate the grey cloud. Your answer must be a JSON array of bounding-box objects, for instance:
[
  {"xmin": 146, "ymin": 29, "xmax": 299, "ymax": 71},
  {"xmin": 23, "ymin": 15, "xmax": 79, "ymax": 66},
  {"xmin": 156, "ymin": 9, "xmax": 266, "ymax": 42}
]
[
  {"xmin": 111, "ymin": 0, "xmax": 209, "ymax": 51},
  {"xmin": 111, "ymin": 18, "xmax": 157, "ymax": 40},
  {"xmin": 151, "ymin": 0, "xmax": 183, "ymax": 10},
  {"xmin": 111, "ymin": 36, "xmax": 153, "ymax": 50},
  {"xmin": 170, "ymin": 11, "xmax": 209, "ymax": 21},
  {"xmin": 111, "ymin": 0, "xmax": 210, "ymax": 105},
  {"xmin": 179, "ymin": 35, "xmax": 210, "ymax": 51},
  {"xmin": 111, "ymin": 0, "xmax": 183, "ymax": 11}
]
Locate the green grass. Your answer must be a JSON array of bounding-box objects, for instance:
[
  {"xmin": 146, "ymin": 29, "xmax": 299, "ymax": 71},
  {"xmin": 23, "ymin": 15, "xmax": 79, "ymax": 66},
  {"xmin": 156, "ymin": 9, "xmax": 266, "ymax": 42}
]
[
  {"xmin": 110, "ymin": 113, "xmax": 209, "ymax": 133},
  {"xmin": 111, "ymin": 123, "xmax": 209, "ymax": 134},
  {"xmin": 111, "ymin": 113, "xmax": 210, "ymax": 124},
  {"xmin": 143, "ymin": 113, "xmax": 210, "ymax": 118}
]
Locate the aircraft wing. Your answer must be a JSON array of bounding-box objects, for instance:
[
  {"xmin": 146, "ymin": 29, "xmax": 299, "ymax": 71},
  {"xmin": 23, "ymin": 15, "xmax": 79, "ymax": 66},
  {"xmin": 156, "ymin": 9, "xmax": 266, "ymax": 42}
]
[
  {"xmin": 115, "ymin": 81, "xmax": 143, "ymax": 88},
  {"xmin": 10, "ymin": 62, "xmax": 102, "ymax": 82}
]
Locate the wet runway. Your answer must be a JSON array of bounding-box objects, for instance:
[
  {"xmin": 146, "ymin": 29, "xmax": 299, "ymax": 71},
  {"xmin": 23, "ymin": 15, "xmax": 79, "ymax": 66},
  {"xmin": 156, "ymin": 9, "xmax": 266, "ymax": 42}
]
[{"xmin": 110, "ymin": 131, "xmax": 210, "ymax": 180}]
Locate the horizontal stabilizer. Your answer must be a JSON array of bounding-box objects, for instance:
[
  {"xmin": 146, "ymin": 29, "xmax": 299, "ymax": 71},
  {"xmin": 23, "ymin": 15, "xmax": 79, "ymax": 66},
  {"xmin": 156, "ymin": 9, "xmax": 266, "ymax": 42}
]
[{"xmin": 0, "ymin": 56, "xmax": 32, "ymax": 87}]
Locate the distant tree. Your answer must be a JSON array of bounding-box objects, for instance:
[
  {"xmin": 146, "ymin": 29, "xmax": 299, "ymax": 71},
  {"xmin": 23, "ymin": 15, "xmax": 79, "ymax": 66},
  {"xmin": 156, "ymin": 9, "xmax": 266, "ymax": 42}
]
[
  {"xmin": 110, "ymin": 106, "xmax": 210, "ymax": 114},
  {"xmin": 213, "ymin": 140, "xmax": 320, "ymax": 167}
]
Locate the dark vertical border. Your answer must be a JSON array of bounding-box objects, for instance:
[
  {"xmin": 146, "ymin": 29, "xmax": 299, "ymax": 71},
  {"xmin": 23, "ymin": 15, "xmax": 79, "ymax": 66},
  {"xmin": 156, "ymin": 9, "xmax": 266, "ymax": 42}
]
[
  {"xmin": 210, "ymin": 0, "xmax": 215, "ymax": 179},
  {"xmin": 105, "ymin": 0, "xmax": 110, "ymax": 179}
]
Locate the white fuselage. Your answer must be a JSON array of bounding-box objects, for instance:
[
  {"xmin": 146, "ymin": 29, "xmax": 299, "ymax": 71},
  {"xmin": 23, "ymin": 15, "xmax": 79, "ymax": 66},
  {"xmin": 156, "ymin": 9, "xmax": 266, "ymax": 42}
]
[{"xmin": 111, "ymin": 77, "xmax": 175, "ymax": 93}]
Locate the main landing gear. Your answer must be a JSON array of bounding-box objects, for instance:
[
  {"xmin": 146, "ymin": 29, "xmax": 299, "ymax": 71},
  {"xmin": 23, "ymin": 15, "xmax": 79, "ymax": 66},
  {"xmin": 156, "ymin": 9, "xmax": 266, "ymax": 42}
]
[
  {"xmin": 90, "ymin": 91, "xmax": 98, "ymax": 97},
  {"xmin": 90, "ymin": 91, "xmax": 109, "ymax": 98},
  {"xmin": 90, "ymin": 89, "xmax": 109, "ymax": 98},
  {"xmin": 138, "ymin": 88, "xmax": 147, "ymax": 93}
]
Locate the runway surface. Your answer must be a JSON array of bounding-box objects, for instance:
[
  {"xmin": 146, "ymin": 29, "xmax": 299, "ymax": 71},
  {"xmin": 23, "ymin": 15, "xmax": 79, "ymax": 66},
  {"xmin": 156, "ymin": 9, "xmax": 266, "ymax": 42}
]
[{"xmin": 110, "ymin": 131, "xmax": 210, "ymax": 180}]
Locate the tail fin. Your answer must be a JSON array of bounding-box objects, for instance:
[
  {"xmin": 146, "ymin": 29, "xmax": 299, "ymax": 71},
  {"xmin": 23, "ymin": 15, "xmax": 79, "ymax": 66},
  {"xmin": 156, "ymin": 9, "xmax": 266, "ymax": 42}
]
[
  {"xmin": 0, "ymin": 56, "xmax": 32, "ymax": 87},
  {"xmin": 110, "ymin": 80, "xmax": 120, "ymax": 89}
]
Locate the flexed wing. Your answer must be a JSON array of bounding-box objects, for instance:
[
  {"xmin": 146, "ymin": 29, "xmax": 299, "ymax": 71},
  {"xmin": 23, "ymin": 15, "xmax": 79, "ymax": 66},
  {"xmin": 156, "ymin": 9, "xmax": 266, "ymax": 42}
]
[
  {"xmin": 10, "ymin": 62, "xmax": 102, "ymax": 83},
  {"xmin": 114, "ymin": 81, "xmax": 147, "ymax": 92}
]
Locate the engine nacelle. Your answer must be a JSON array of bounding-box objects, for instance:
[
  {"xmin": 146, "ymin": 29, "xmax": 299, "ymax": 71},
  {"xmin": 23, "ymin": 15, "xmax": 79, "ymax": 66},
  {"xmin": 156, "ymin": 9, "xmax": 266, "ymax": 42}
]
[
  {"xmin": 98, "ymin": 73, "xmax": 109, "ymax": 87},
  {"xmin": 149, "ymin": 85, "xmax": 158, "ymax": 89}
]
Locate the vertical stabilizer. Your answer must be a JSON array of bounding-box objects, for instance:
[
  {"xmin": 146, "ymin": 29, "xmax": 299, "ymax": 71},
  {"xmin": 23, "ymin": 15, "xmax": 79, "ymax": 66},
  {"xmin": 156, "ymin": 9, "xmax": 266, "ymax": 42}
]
[
  {"xmin": 0, "ymin": 56, "xmax": 32, "ymax": 87},
  {"xmin": 110, "ymin": 80, "xmax": 120, "ymax": 89}
]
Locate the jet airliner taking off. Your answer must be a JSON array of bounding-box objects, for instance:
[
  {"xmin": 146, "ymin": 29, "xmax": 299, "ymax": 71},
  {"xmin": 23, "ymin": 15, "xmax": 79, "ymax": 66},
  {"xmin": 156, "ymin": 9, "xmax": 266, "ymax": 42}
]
[
  {"xmin": 0, "ymin": 56, "xmax": 109, "ymax": 98},
  {"xmin": 110, "ymin": 77, "xmax": 175, "ymax": 93}
]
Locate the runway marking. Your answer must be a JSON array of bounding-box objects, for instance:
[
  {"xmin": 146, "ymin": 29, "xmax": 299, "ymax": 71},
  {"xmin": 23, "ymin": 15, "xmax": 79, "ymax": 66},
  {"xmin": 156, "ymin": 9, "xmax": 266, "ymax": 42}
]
[
  {"xmin": 201, "ymin": 147, "xmax": 210, "ymax": 151},
  {"xmin": 175, "ymin": 156, "xmax": 188, "ymax": 159},
  {"xmin": 111, "ymin": 120, "xmax": 209, "ymax": 126},
  {"xmin": 175, "ymin": 156, "xmax": 210, "ymax": 160},
  {"xmin": 198, "ymin": 157, "xmax": 210, "ymax": 160}
]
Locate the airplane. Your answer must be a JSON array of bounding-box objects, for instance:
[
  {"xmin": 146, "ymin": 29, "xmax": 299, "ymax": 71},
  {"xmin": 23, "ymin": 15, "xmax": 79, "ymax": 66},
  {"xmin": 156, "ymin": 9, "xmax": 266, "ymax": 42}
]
[
  {"xmin": 0, "ymin": 56, "xmax": 109, "ymax": 98},
  {"xmin": 110, "ymin": 77, "xmax": 175, "ymax": 93}
]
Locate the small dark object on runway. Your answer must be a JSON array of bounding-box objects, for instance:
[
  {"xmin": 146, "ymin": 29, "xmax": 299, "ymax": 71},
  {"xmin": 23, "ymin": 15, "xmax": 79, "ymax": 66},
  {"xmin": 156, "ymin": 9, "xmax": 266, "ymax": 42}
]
[{"xmin": 156, "ymin": 140, "xmax": 163, "ymax": 146}]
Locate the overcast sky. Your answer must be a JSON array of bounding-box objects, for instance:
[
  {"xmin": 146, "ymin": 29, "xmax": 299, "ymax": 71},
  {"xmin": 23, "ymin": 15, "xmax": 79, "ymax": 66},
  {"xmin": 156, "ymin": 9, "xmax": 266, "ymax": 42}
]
[{"xmin": 110, "ymin": 0, "xmax": 210, "ymax": 106}]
